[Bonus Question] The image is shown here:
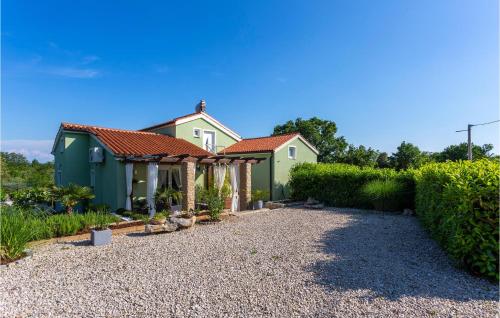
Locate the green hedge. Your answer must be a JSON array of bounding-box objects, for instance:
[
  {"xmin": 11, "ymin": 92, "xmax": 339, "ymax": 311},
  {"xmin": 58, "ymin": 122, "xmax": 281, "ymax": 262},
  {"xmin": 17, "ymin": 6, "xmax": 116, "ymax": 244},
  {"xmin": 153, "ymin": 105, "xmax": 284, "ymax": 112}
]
[
  {"xmin": 289, "ymin": 163, "xmax": 415, "ymax": 209},
  {"xmin": 415, "ymin": 159, "xmax": 499, "ymax": 280}
]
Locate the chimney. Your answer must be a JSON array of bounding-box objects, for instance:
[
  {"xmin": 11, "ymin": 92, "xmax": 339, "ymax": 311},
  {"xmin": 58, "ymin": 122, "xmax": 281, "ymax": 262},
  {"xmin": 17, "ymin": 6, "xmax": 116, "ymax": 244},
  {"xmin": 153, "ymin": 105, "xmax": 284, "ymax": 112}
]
[{"xmin": 195, "ymin": 100, "xmax": 206, "ymax": 113}]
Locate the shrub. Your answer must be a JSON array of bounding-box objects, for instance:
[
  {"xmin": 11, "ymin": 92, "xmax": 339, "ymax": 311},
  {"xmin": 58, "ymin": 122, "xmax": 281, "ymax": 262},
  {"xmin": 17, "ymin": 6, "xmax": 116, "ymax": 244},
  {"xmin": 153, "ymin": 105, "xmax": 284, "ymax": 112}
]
[
  {"xmin": 361, "ymin": 179, "xmax": 406, "ymax": 211},
  {"xmin": 289, "ymin": 163, "xmax": 414, "ymax": 209},
  {"xmin": 415, "ymin": 159, "xmax": 499, "ymax": 280},
  {"xmin": 45, "ymin": 214, "xmax": 84, "ymax": 236},
  {"xmin": 53, "ymin": 184, "xmax": 95, "ymax": 214},
  {"xmin": 11, "ymin": 187, "xmax": 53, "ymax": 208},
  {"xmin": 0, "ymin": 207, "xmax": 34, "ymax": 261},
  {"xmin": 203, "ymin": 187, "xmax": 224, "ymax": 221}
]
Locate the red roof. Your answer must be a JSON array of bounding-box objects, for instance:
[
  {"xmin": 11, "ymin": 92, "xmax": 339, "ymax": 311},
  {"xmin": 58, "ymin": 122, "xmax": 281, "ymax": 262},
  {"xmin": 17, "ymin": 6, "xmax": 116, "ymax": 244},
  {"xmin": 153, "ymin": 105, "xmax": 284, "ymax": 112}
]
[
  {"xmin": 222, "ymin": 133, "xmax": 300, "ymax": 154},
  {"xmin": 60, "ymin": 123, "xmax": 213, "ymax": 157}
]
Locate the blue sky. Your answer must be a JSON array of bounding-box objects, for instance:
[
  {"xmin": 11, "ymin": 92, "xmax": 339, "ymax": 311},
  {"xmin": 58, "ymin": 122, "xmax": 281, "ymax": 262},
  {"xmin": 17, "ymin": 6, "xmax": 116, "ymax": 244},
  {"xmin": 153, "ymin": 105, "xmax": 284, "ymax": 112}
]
[{"xmin": 2, "ymin": 0, "xmax": 499, "ymax": 162}]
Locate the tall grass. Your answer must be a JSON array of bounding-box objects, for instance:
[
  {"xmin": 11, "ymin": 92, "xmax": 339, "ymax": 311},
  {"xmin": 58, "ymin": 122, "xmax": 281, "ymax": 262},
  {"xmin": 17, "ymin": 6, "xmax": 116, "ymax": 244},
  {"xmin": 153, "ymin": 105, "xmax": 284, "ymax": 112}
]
[
  {"xmin": 361, "ymin": 179, "xmax": 406, "ymax": 211},
  {"xmin": 1, "ymin": 208, "xmax": 34, "ymax": 260},
  {"xmin": 0, "ymin": 206, "xmax": 120, "ymax": 262}
]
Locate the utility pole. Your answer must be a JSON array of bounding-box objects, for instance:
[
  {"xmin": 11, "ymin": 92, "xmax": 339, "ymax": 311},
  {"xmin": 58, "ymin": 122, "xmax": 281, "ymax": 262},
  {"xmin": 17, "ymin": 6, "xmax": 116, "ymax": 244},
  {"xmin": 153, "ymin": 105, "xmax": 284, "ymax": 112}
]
[{"xmin": 456, "ymin": 120, "xmax": 500, "ymax": 161}]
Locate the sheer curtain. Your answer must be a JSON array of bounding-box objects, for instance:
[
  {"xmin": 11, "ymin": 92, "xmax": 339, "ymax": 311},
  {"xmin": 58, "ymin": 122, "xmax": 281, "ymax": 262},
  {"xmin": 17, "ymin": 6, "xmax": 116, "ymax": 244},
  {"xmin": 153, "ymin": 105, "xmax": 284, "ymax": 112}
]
[
  {"xmin": 229, "ymin": 163, "xmax": 239, "ymax": 212},
  {"xmin": 125, "ymin": 163, "xmax": 134, "ymax": 211},
  {"xmin": 172, "ymin": 167, "xmax": 182, "ymax": 190},
  {"xmin": 214, "ymin": 164, "xmax": 226, "ymax": 190},
  {"xmin": 147, "ymin": 162, "xmax": 159, "ymax": 217}
]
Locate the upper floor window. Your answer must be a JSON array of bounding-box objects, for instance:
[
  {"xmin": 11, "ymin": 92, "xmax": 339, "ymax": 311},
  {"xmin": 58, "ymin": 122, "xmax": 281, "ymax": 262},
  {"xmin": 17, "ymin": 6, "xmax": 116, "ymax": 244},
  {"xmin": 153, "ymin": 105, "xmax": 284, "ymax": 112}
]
[
  {"xmin": 288, "ymin": 146, "xmax": 297, "ymax": 159},
  {"xmin": 59, "ymin": 138, "xmax": 65, "ymax": 153},
  {"xmin": 193, "ymin": 128, "xmax": 201, "ymax": 138}
]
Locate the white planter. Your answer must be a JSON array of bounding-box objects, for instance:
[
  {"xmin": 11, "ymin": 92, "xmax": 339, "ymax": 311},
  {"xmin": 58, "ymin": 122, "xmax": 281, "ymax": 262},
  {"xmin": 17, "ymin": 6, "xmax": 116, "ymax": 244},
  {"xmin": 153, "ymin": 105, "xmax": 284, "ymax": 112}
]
[
  {"xmin": 254, "ymin": 200, "xmax": 264, "ymax": 210},
  {"xmin": 91, "ymin": 229, "xmax": 112, "ymax": 246}
]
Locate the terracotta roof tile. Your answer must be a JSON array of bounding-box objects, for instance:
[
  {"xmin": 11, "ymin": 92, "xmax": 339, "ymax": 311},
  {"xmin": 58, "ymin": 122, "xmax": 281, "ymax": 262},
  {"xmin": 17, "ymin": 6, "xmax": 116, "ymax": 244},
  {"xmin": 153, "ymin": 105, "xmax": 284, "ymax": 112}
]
[
  {"xmin": 222, "ymin": 133, "xmax": 300, "ymax": 154},
  {"xmin": 61, "ymin": 123, "xmax": 212, "ymax": 157}
]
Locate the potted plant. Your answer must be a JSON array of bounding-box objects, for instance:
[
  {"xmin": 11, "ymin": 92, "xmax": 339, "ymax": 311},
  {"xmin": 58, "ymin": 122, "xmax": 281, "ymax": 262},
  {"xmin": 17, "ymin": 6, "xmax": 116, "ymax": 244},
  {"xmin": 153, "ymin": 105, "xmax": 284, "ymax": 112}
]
[
  {"xmin": 91, "ymin": 211, "xmax": 113, "ymax": 246},
  {"xmin": 149, "ymin": 211, "xmax": 169, "ymax": 225},
  {"xmin": 221, "ymin": 181, "xmax": 232, "ymax": 209},
  {"xmin": 252, "ymin": 190, "xmax": 269, "ymax": 210}
]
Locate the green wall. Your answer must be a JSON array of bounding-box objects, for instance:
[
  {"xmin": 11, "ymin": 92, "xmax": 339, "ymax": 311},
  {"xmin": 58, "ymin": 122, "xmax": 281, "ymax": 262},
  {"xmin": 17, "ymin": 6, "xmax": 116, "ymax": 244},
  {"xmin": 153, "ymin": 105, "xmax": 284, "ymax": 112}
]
[
  {"xmin": 89, "ymin": 138, "xmax": 126, "ymax": 211},
  {"xmin": 149, "ymin": 125, "xmax": 176, "ymax": 136},
  {"xmin": 174, "ymin": 118, "xmax": 239, "ymax": 152},
  {"xmin": 54, "ymin": 132, "xmax": 90, "ymax": 187},
  {"xmin": 272, "ymin": 138, "xmax": 317, "ymax": 200}
]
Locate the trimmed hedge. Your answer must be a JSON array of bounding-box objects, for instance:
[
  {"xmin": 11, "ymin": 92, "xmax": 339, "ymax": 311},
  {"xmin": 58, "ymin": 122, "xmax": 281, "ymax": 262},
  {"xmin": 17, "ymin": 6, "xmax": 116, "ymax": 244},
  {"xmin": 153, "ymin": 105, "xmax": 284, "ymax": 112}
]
[
  {"xmin": 289, "ymin": 163, "xmax": 414, "ymax": 209},
  {"xmin": 415, "ymin": 159, "xmax": 499, "ymax": 280},
  {"xmin": 290, "ymin": 160, "xmax": 499, "ymax": 280}
]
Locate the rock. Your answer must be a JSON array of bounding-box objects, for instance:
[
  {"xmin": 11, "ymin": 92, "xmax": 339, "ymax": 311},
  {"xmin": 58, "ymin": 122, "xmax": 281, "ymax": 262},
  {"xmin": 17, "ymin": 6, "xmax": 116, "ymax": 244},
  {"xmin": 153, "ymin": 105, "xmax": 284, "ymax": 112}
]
[
  {"xmin": 306, "ymin": 197, "xmax": 319, "ymax": 205},
  {"xmin": 171, "ymin": 216, "xmax": 196, "ymax": 228},
  {"xmin": 305, "ymin": 203, "xmax": 324, "ymax": 209},
  {"xmin": 145, "ymin": 221, "xmax": 178, "ymax": 234},
  {"xmin": 264, "ymin": 202, "xmax": 286, "ymax": 210},
  {"xmin": 402, "ymin": 209, "xmax": 414, "ymax": 216}
]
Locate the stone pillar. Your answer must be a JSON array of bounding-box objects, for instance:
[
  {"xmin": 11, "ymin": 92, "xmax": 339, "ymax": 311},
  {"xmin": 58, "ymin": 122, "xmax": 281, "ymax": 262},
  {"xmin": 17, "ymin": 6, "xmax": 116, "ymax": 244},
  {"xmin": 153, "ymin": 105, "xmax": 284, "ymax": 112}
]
[
  {"xmin": 181, "ymin": 161, "xmax": 195, "ymax": 212},
  {"xmin": 239, "ymin": 162, "xmax": 252, "ymax": 211}
]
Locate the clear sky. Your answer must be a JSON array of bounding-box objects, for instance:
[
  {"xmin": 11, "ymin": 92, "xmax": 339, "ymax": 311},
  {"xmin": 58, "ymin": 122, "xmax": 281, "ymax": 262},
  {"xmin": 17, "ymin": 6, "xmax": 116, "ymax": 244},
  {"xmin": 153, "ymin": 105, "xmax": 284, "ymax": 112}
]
[{"xmin": 2, "ymin": 0, "xmax": 499, "ymax": 162}]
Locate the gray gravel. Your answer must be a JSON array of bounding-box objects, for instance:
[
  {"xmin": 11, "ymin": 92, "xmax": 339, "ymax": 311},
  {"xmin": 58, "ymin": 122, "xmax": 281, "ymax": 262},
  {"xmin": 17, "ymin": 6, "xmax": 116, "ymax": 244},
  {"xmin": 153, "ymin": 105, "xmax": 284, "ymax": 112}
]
[{"xmin": 1, "ymin": 208, "xmax": 497, "ymax": 317}]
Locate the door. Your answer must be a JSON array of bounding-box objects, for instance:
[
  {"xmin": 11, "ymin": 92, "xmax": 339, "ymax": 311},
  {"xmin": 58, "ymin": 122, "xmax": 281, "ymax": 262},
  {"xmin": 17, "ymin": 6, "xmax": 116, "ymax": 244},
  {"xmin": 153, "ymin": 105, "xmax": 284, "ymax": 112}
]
[{"xmin": 203, "ymin": 130, "xmax": 216, "ymax": 152}]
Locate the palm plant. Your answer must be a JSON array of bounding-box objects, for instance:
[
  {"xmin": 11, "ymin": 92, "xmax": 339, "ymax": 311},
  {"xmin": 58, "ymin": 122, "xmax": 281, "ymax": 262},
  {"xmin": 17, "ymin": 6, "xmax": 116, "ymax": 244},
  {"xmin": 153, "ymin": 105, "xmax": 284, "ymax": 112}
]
[
  {"xmin": 54, "ymin": 184, "xmax": 95, "ymax": 214},
  {"xmin": 155, "ymin": 188, "xmax": 183, "ymax": 211}
]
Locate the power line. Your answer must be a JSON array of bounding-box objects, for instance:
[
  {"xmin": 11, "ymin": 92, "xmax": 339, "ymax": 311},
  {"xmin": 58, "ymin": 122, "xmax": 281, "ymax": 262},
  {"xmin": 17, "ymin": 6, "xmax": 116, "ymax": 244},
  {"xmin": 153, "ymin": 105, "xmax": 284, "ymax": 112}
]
[{"xmin": 455, "ymin": 119, "xmax": 500, "ymax": 160}]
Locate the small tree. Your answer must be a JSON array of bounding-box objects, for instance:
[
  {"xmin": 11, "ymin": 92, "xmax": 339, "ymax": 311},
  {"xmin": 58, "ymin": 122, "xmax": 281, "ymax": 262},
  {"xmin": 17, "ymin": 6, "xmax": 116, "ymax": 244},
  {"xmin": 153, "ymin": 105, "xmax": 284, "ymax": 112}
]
[
  {"xmin": 390, "ymin": 141, "xmax": 423, "ymax": 170},
  {"xmin": 55, "ymin": 184, "xmax": 95, "ymax": 214}
]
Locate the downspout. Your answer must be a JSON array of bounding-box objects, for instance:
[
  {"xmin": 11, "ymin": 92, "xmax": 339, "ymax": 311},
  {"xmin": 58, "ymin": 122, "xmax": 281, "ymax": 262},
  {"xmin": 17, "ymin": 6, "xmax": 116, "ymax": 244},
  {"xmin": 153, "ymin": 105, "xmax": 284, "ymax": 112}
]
[{"xmin": 269, "ymin": 152, "xmax": 274, "ymax": 201}]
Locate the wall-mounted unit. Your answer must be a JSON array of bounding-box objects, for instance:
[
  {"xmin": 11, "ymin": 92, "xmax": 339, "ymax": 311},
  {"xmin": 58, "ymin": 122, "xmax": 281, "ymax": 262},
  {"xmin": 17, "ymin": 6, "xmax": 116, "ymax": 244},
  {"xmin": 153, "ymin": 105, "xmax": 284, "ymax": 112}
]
[{"xmin": 89, "ymin": 147, "xmax": 104, "ymax": 163}]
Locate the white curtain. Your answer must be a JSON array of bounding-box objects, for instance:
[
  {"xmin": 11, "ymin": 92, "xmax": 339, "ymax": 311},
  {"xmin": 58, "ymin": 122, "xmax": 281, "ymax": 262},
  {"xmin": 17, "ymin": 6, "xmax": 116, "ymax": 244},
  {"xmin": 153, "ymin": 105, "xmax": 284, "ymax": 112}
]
[
  {"xmin": 229, "ymin": 163, "xmax": 239, "ymax": 212},
  {"xmin": 125, "ymin": 163, "xmax": 134, "ymax": 211},
  {"xmin": 214, "ymin": 164, "xmax": 226, "ymax": 190},
  {"xmin": 147, "ymin": 162, "xmax": 159, "ymax": 217}
]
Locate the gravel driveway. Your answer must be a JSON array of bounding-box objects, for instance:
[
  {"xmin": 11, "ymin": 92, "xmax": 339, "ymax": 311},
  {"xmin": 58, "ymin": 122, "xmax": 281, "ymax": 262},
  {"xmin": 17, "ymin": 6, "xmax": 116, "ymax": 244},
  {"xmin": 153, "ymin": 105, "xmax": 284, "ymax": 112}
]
[{"xmin": 1, "ymin": 208, "xmax": 497, "ymax": 317}]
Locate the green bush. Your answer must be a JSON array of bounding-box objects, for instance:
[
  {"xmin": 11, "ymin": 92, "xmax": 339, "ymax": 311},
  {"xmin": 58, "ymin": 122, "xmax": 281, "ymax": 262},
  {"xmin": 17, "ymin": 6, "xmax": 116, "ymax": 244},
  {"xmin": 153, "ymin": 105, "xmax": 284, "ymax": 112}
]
[
  {"xmin": 11, "ymin": 187, "xmax": 53, "ymax": 208},
  {"xmin": 415, "ymin": 159, "xmax": 499, "ymax": 280},
  {"xmin": 361, "ymin": 179, "xmax": 406, "ymax": 211},
  {"xmin": 289, "ymin": 163, "xmax": 415, "ymax": 209},
  {"xmin": 0, "ymin": 208, "xmax": 35, "ymax": 260}
]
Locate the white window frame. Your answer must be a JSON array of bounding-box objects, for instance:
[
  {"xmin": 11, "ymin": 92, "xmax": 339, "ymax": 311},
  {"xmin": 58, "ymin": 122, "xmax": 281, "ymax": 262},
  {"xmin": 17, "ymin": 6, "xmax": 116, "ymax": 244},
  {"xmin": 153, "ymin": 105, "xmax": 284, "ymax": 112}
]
[
  {"xmin": 202, "ymin": 129, "xmax": 217, "ymax": 153},
  {"xmin": 193, "ymin": 128, "xmax": 201, "ymax": 138},
  {"xmin": 288, "ymin": 146, "xmax": 297, "ymax": 160}
]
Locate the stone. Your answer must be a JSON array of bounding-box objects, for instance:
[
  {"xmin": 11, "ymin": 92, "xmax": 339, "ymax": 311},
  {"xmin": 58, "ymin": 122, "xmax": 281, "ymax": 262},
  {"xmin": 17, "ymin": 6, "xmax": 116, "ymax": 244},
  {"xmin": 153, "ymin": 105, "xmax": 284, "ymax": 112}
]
[
  {"xmin": 145, "ymin": 221, "xmax": 178, "ymax": 234},
  {"xmin": 403, "ymin": 209, "xmax": 414, "ymax": 216},
  {"xmin": 265, "ymin": 202, "xmax": 285, "ymax": 210},
  {"xmin": 171, "ymin": 216, "xmax": 196, "ymax": 228}
]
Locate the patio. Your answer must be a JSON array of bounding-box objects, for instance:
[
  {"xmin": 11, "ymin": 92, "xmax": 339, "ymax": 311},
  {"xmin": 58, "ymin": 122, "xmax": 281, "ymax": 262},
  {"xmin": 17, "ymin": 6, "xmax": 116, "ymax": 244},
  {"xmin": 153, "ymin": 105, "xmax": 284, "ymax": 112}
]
[{"xmin": 0, "ymin": 208, "xmax": 497, "ymax": 317}]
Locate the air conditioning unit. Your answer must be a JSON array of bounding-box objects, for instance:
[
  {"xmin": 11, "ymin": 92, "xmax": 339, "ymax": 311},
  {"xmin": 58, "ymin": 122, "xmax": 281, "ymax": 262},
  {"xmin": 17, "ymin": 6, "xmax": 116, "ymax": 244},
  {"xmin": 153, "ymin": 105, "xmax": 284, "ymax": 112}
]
[{"xmin": 89, "ymin": 147, "xmax": 104, "ymax": 163}]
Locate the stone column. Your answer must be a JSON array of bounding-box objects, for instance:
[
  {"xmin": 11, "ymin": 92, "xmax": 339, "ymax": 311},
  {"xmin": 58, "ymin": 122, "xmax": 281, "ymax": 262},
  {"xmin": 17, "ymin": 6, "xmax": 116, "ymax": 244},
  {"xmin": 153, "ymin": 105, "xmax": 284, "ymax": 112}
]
[
  {"xmin": 239, "ymin": 162, "xmax": 252, "ymax": 211},
  {"xmin": 181, "ymin": 161, "xmax": 195, "ymax": 212}
]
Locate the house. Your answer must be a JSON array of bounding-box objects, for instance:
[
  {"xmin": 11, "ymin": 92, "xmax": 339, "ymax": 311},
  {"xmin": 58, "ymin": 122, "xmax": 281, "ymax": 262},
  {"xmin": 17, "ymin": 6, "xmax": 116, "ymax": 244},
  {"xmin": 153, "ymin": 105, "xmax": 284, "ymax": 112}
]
[{"xmin": 52, "ymin": 100, "xmax": 317, "ymax": 212}]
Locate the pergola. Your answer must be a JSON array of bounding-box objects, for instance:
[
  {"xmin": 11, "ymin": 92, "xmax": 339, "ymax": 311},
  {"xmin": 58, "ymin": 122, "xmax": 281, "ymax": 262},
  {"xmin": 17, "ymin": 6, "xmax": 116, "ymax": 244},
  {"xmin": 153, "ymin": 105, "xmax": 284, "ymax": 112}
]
[{"xmin": 120, "ymin": 153, "xmax": 265, "ymax": 215}]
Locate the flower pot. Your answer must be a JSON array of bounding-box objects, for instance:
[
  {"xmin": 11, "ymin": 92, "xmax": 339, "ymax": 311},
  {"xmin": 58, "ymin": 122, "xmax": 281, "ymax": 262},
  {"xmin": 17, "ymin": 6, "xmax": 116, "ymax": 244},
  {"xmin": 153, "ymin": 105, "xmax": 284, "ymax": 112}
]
[
  {"xmin": 91, "ymin": 229, "xmax": 112, "ymax": 246},
  {"xmin": 224, "ymin": 198, "xmax": 232, "ymax": 209},
  {"xmin": 253, "ymin": 200, "xmax": 263, "ymax": 210}
]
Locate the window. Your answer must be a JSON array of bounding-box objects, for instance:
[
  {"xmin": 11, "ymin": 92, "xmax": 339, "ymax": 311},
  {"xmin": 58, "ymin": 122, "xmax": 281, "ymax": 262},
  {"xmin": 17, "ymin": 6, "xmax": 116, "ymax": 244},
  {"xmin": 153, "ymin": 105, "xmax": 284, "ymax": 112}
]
[
  {"xmin": 193, "ymin": 128, "xmax": 201, "ymax": 138},
  {"xmin": 59, "ymin": 138, "xmax": 65, "ymax": 153},
  {"xmin": 56, "ymin": 164, "xmax": 63, "ymax": 185},
  {"xmin": 288, "ymin": 146, "xmax": 297, "ymax": 159},
  {"xmin": 90, "ymin": 165, "xmax": 96, "ymax": 188}
]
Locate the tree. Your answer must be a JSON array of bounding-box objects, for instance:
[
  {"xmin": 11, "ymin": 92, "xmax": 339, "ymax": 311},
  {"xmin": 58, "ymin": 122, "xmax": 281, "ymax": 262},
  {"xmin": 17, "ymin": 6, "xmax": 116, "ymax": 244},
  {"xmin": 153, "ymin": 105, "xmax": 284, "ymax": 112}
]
[
  {"xmin": 339, "ymin": 145, "xmax": 379, "ymax": 167},
  {"xmin": 434, "ymin": 143, "xmax": 494, "ymax": 162},
  {"xmin": 390, "ymin": 141, "xmax": 423, "ymax": 170},
  {"xmin": 0, "ymin": 152, "xmax": 54, "ymax": 192},
  {"xmin": 376, "ymin": 152, "xmax": 391, "ymax": 168},
  {"xmin": 272, "ymin": 117, "xmax": 348, "ymax": 162}
]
